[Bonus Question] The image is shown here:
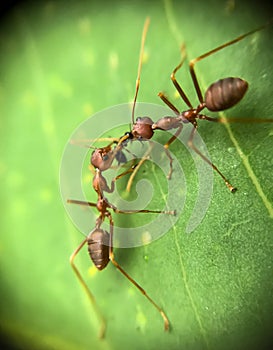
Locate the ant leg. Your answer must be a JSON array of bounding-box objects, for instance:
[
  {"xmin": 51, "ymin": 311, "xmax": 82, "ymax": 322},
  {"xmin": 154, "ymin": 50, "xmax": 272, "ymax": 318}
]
[
  {"xmin": 154, "ymin": 93, "xmax": 185, "ymax": 179},
  {"xmin": 67, "ymin": 199, "xmax": 97, "ymax": 207},
  {"xmin": 158, "ymin": 92, "xmax": 180, "ymax": 114},
  {"xmin": 68, "ymin": 198, "xmax": 176, "ymax": 215},
  {"xmin": 163, "ymin": 124, "xmax": 183, "ymax": 179},
  {"xmin": 197, "ymin": 114, "xmax": 273, "ymax": 124},
  {"xmin": 70, "ymin": 137, "xmax": 120, "ymax": 148},
  {"xmin": 188, "ymin": 126, "xmax": 236, "ymax": 192},
  {"xmin": 70, "ymin": 238, "xmax": 106, "ymax": 338},
  {"xmin": 126, "ymin": 141, "xmax": 154, "ymax": 192},
  {"xmin": 189, "ymin": 25, "xmax": 269, "ymax": 104},
  {"xmin": 113, "ymin": 161, "xmax": 139, "ymax": 183},
  {"xmin": 107, "ymin": 214, "xmax": 170, "ymax": 331},
  {"xmin": 111, "ymin": 204, "xmax": 176, "ymax": 216},
  {"xmin": 100, "ymin": 161, "xmax": 139, "ymax": 194},
  {"xmin": 170, "ymin": 44, "xmax": 193, "ymax": 108}
]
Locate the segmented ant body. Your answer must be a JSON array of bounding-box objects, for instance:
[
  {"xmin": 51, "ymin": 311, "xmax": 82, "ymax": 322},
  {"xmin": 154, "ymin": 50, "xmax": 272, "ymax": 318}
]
[
  {"xmin": 152, "ymin": 21, "xmax": 272, "ymax": 190},
  {"xmin": 68, "ymin": 163, "xmax": 175, "ymax": 337},
  {"xmin": 91, "ymin": 22, "xmax": 272, "ymax": 193},
  {"xmin": 133, "ymin": 24, "xmax": 273, "ymax": 191},
  {"xmin": 68, "ymin": 19, "xmax": 177, "ymax": 338},
  {"xmin": 153, "ymin": 76, "xmax": 249, "ymax": 192},
  {"xmin": 64, "ymin": 16, "xmax": 273, "ymax": 341}
]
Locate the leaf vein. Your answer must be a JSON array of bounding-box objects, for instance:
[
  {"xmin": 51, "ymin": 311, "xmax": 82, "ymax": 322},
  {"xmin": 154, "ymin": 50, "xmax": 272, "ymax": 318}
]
[{"xmin": 221, "ymin": 114, "xmax": 273, "ymax": 218}]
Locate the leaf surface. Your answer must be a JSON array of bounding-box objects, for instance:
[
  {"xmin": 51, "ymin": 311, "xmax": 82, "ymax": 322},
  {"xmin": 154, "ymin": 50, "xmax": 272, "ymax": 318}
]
[{"xmin": 0, "ymin": 1, "xmax": 272, "ymax": 350}]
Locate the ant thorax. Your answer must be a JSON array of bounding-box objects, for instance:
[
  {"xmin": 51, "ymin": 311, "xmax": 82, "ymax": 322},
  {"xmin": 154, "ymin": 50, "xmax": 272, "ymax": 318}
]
[
  {"xmin": 179, "ymin": 110, "xmax": 197, "ymax": 124},
  {"xmin": 152, "ymin": 116, "xmax": 182, "ymax": 131}
]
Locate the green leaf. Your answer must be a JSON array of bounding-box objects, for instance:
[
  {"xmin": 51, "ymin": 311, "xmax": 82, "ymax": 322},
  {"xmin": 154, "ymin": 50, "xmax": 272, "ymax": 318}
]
[{"xmin": 1, "ymin": 1, "xmax": 272, "ymax": 350}]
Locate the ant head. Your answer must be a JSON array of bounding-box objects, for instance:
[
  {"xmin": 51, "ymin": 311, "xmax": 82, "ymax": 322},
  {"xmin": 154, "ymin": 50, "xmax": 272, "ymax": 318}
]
[
  {"xmin": 90, "ymin": 147, "xmax": 114, "ymax": 171},
  {"xmin": 132, "ymin": 116, "xmax": 154, "ymax": 140}
]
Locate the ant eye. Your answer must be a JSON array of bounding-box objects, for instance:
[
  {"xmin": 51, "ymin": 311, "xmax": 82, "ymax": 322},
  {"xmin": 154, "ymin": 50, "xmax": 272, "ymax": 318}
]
[{"xmin": 102, "ymin": 155, "xmax": 109, "ymax": 161}]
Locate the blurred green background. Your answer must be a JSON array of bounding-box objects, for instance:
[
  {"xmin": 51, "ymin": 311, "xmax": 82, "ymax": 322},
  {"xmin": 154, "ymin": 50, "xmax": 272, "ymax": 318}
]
[{"xmin": 1, "ymin": 0, "xmax": 273, "ymax": 349}]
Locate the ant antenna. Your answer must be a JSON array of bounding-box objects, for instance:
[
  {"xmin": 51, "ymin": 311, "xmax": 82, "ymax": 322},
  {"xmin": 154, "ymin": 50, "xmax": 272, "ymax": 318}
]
[
  {"xmin": 189, "ymin": 21, "xmax": 273, "ymax": 103},
  {"xmin": 131, "ymin": 17, "xmax": 150, "ymax": 125}
]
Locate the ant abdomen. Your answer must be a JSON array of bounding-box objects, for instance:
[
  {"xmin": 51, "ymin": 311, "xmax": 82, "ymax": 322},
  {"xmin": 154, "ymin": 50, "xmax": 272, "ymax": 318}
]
[
  {"xmin": 87, "ymin": 228, "xmax": 110, "ymax": 270},
  {"xmin": 205, "ymin": 77, "xmax": 248, "ymax": 112}
]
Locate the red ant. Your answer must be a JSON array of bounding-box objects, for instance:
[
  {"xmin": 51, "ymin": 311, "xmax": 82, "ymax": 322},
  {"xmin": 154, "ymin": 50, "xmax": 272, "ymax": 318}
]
[
  {"xmin": 67, "ymin": 19, "xmax": 176, "ymax": 338},
  {"xmin": 91, "ymin": 21, "xmax": 273, "ymax": 193},
  {"xmin": 68, "ymin": 164, "xmax": 175, "ymax": 338},
  {"xmin": 152, "ymin": 22, "xmax": 273, "ymax": 192}
]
